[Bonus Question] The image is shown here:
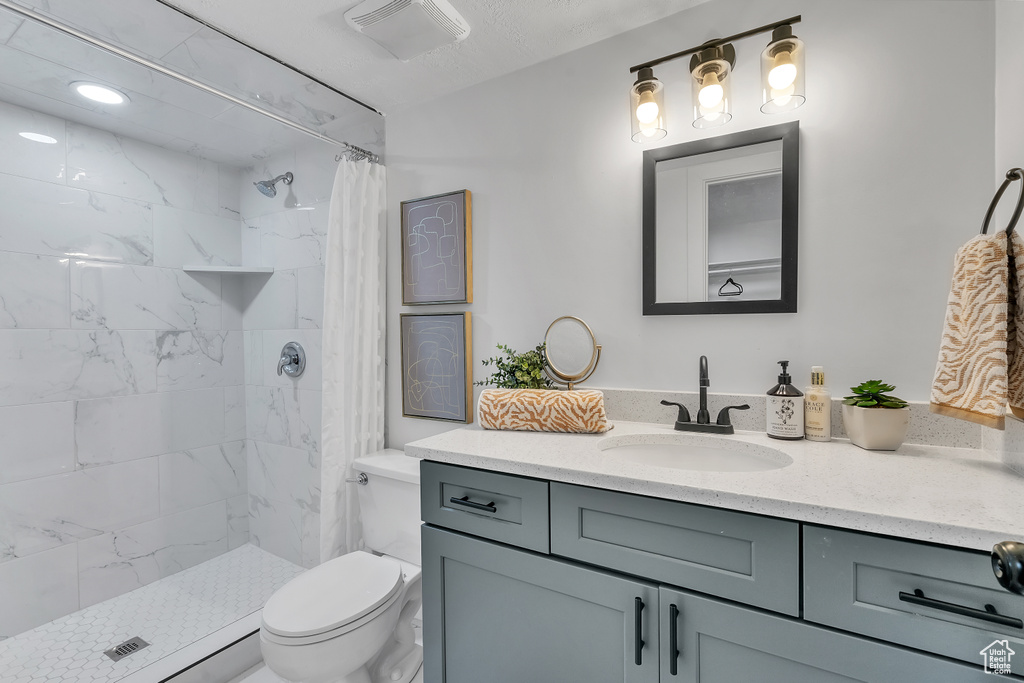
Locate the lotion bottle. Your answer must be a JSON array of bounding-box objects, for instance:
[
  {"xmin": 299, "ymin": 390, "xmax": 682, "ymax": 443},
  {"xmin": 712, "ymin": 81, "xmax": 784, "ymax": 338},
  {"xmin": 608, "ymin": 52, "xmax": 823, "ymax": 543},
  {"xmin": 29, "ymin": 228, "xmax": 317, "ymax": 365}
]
[
  {"xmin": 766, "ymin": 360, "xmax": 804, "ymax": 440},
  {"xmin": 804, "ymin": 366, "xmax": 832, "ymax": 442}
]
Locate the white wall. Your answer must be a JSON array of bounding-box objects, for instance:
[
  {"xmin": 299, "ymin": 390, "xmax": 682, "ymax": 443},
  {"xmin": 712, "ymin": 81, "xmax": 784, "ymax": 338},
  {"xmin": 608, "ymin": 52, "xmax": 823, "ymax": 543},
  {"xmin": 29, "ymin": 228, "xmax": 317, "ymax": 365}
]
[
  {"xmin": 385, "ymin": 0, "xmax": 996, "ymax": 448},
  {"xmin": 995, "ymin": 0, "xmax": 1024, "ymax": 200}
]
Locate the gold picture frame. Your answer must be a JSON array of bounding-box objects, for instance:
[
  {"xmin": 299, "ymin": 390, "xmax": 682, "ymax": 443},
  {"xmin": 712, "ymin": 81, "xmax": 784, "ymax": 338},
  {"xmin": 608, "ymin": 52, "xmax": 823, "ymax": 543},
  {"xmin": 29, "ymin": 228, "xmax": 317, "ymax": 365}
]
[
  {"xmin": 400, "ymin": 312, "xmax": 473, "ymax": 423},
  {"xmin": 400, "ymin": 190, "xmax": 473, "ymax": 305}
]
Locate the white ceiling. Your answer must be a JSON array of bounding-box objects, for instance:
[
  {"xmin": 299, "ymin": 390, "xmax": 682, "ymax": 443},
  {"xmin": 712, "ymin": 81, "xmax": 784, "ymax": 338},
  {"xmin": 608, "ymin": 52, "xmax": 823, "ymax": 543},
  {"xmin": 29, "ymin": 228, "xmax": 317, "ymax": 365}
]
[{"xmin": 162, "ymin": 0, "xmax": 708, "ymax": 114}]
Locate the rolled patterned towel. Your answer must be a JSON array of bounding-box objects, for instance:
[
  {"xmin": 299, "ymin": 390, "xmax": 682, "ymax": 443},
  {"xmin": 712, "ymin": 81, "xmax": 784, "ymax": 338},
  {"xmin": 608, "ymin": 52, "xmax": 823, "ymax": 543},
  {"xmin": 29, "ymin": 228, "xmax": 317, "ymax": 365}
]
[{"xmin": 477, "ymin": 388, "xmax": 612, "ymax": 433}]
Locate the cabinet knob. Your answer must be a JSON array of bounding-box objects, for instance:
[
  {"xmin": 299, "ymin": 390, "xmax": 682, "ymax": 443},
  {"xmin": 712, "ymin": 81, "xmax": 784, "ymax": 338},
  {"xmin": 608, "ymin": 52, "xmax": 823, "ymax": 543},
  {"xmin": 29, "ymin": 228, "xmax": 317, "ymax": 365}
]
[{"xmin": 992, "ymin": 541, "xmax": 1024, "ymax": 595}]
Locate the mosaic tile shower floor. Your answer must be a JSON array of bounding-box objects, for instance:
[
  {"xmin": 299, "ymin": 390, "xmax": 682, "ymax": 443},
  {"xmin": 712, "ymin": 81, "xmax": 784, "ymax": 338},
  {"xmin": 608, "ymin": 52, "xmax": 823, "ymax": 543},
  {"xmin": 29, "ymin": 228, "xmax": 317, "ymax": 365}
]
[{"xmin": 0, "ymin": 545, "xmax": 304, "ymax": 682}]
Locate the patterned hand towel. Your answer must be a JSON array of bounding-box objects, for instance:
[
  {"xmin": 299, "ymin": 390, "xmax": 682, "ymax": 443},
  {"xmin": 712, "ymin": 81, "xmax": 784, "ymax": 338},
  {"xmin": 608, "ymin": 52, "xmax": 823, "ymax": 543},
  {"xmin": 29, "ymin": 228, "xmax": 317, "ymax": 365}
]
[
  {"xmin": 930, "ymin": 230, "xmax": 1024, "ymax": 428},
  {"xmin": 477, "ymin": 388, "xmax": 612, "ymax": 433}
]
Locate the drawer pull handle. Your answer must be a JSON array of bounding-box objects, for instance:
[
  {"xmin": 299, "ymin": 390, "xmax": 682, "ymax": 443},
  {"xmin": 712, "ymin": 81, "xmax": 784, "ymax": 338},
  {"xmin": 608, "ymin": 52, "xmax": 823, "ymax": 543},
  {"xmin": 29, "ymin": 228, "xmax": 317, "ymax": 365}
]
[
  {"xmin": 669, "ymin": 603, "xmax": 680, "ymax": 675},
  {"xmin": 449, "ymin": 495, "xmax": 497, "ymax": 513},
  {"xmin": 898, "ymin": 589, "xmax": 1023, "ymax": 629},
  {"xmin": 634, "ymin": 597, "xmax": 645, "ymax": 666}
]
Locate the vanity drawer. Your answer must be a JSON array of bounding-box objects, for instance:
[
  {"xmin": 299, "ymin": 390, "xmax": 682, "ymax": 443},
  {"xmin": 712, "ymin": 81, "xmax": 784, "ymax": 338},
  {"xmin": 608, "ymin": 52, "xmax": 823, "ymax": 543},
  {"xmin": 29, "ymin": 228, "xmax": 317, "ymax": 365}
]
[
  {"xmin": 549, "ymin": 482, "xmax": 800, "ymax": 616},
  {"xmin": 804, "ymin": 526, "xmax": 1024, "ymax": 674},
  {"xmin": 420, "ymin": 461, "xmax": 549, "ymax": 553}
]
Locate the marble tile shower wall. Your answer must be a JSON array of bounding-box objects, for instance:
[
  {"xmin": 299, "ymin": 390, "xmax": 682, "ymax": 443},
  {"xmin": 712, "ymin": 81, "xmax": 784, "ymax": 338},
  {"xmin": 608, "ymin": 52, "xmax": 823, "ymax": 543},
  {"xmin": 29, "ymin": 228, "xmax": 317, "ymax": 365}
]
[
  {"xmin": 240, "ymin": 140, "xmax": 336, "ymax": 570},
  {"xmin": 0, "ymin": 99, "xmax": 248, "ymax": 638}
]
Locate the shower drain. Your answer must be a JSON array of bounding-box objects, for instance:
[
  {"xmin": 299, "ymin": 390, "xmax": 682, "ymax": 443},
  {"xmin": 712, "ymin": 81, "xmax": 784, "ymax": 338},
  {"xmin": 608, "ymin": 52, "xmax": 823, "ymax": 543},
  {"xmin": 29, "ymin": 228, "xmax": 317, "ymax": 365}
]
[{"xmin": 103, "ymin": 636, "xmax": 150, "ymax": 661}]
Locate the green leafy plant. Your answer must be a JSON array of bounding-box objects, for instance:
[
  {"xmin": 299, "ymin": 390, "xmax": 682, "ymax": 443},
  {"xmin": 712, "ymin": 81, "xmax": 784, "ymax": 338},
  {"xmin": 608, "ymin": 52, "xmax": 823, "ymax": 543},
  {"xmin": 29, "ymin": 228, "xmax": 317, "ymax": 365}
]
[
  {"xmin": 843, "ymin": 380, "xmax": 909, "ymax": 409},
  {"xmin": 475, "ymin": 343, "xmax": 553, "ymax": 389}
]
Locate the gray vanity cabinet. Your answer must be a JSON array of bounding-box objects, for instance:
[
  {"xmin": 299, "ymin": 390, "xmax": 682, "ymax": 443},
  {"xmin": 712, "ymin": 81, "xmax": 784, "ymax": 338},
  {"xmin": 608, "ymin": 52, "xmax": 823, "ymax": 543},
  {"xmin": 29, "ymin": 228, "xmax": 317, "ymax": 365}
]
[
  {"xmin": 422, "ymin": 525, "xmax": 660, "ymax": 683},
  {"xmin": 549, "ymin": 482, "xmax": 800, "ymax": 616},
  {"xmin": 804, "ymin": 526, "xmax": 1024, "ymax": 676},
  {"xmin": 421, "ymin": 462, "xmax": 1007, "ymax": 682},
  {"xmin": 660, "ymin": 588, "xmax": 993, "ymax": 681}
]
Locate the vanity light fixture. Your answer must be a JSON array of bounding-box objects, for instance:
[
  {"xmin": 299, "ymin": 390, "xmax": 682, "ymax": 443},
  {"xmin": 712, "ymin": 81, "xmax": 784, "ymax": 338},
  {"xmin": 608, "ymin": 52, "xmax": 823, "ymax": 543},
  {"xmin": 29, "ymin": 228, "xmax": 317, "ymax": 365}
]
[
  {"xmin": 71, "ymin": 81, "xmax": 129, "ymax": 105},
  {"xmin": 760, "ymin": 25, "xmax": 805, "ymax": 113},
  {"xmin": 628, "ymin": 15, "xmax": 803, "ymax": 140},
  {"xmin": 630, "ymin": 67, "xmax": 667, "ymax": 142},
  {"xmin": 690, "ymin": 43, "xmax": 735, "ymax": 129}
]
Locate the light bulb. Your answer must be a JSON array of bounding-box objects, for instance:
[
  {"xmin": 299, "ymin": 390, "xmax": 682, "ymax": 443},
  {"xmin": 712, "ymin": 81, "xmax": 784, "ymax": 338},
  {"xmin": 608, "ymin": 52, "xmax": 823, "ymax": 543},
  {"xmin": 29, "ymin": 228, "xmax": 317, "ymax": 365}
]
[
  {"xmin": 19, "ymin": 132, "xmax": 57, "ymax": 144},
  {"xmin": 72, "ymin": 82, "xmax": 128, "ymax": 104},
  {"xmin": 768, "ymin": 51, "xmax": 797, "ymax": 90},
  {"xmin": 639, "ymin": 118, "xmax": 658, "ymax": 137},
  {"xmin": 698, "ymin": 71, "xmax": 724, "ymax": 109},
  {"xmin": 770, "ymin": 83, "xmax": 796, "ymax": 107},
  {"xmin": 636, "ymin": 90, "xmax": 659, "ymax": 124}
]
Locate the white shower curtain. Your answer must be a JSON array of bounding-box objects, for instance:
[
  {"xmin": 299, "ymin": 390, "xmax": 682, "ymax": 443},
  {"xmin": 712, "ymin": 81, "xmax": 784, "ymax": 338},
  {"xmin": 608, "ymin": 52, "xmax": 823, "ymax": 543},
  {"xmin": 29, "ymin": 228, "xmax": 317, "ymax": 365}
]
[{"xmin": 320, "ymin": 158, "xmax": 387, "ymax": 562}]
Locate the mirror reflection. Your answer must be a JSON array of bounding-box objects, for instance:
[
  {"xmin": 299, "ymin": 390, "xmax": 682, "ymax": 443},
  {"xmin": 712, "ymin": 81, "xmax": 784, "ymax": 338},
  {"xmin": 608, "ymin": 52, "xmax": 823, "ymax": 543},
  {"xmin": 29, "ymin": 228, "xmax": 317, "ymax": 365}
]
[{"xmin": 643, "ymin": 122, "xmax": 799, "ymax": 315}]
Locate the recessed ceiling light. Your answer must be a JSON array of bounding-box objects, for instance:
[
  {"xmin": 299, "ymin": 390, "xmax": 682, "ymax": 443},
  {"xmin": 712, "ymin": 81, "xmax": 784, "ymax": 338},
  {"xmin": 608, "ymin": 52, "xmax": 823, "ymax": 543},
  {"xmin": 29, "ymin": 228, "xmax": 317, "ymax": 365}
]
[
  {"xmin": 19, "ymin": 132, "xmax": 58, "ymax": 144},
  {"xmin": 71, "ymin": 82, "xmax": 129, "ymax": 105}
]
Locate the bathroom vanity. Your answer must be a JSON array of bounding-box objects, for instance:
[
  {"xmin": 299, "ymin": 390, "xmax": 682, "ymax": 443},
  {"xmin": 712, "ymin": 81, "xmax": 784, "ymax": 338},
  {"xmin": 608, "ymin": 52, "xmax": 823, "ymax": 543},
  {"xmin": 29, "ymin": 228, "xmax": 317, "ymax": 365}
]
[{"xmin": 408, "ymin": 423, "xmax": 1024, "ymax": 682}]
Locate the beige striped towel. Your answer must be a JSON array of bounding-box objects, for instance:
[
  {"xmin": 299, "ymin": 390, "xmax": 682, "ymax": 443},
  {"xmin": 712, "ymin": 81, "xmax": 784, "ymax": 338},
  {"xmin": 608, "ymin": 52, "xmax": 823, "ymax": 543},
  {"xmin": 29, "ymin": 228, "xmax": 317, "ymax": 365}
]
[
  {"xmin": 930, "ymin": 230, "xmax": 1024, "ymax": 428},
  {"xmin": 477, "ymin": 388, "xmax": 612, "ymax": 433}
]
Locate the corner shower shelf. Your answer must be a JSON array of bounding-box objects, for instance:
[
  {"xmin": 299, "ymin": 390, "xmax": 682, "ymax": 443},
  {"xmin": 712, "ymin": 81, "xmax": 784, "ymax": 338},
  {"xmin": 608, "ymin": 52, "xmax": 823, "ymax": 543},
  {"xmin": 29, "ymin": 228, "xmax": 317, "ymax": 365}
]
[{"xmin": 183, "ymin": 265, "xmax": 274, "ymax": 274}]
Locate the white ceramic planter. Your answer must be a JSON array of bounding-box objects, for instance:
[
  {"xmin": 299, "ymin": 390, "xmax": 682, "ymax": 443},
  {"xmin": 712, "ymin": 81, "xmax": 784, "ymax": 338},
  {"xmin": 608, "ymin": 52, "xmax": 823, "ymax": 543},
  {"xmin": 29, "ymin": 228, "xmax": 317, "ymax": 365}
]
[{"xmin": 841, "ymin": 405, "xmax": 910, "ymax": 451}]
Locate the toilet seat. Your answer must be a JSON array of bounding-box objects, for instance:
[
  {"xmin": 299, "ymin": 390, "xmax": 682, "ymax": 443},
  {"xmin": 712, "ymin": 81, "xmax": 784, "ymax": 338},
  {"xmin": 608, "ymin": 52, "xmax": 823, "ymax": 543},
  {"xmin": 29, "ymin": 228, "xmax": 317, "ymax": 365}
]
[{"xmin": 262, "ymin": 551, "xmax": 403, "ymax": 645}]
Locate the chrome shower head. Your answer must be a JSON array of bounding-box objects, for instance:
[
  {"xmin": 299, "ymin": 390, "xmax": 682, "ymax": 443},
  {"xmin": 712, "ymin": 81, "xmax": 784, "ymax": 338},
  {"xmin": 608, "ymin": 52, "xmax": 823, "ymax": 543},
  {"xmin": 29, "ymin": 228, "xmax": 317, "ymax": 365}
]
[{"xmin": 253, "ymin": 172, "xmax": 293, "ymax": 198}]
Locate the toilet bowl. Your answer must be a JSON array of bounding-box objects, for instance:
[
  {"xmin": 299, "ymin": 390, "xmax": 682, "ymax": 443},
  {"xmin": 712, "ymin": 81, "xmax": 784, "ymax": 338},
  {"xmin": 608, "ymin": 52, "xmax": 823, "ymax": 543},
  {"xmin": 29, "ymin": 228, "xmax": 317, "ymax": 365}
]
[
  {"xmin": 261, "ymin": 552, "xmax": 422, "ymax": 683},
  {"xmin": 260, "ymin": 451, "xmax": 423, "ymax": 683}
]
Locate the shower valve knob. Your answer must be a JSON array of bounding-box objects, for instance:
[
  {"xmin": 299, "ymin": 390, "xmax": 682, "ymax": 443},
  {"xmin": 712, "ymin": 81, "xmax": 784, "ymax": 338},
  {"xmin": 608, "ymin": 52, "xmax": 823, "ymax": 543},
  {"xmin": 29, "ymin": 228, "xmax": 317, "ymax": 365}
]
[
  {"xmin": 992, "ymin": 541, "xmax": 1024, "ymax": 595},
  {"xmin": 277, "ymin": 341, "xmax": 306, "ymax": 378}
]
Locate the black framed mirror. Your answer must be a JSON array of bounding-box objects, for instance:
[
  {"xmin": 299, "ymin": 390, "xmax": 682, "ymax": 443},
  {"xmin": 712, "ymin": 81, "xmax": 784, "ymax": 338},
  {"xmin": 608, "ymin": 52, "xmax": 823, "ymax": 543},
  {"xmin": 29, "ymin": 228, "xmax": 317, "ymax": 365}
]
[{"xmin": 642, "ymin": 121, "xmax": 799, "ymax": 315}]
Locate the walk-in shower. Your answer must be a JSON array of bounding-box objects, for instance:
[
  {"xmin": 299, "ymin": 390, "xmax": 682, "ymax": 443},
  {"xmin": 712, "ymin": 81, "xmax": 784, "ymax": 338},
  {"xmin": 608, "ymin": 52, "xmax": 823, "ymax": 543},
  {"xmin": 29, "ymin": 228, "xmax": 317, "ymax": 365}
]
[
  {"xmin": 0, "ymin": 0, "xmax": 384, "ymax": 680},
  {"xmin": 254, "ymin": 172, "xmax": 294, "ymax": 198}
]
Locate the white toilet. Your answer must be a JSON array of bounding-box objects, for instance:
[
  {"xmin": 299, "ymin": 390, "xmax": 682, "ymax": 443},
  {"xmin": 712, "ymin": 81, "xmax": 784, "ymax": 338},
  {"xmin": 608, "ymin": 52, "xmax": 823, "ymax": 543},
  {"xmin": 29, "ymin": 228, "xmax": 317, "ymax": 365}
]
[{"xmin": 260, "ymin": 450, "xmax": 423, "ymax": 683}]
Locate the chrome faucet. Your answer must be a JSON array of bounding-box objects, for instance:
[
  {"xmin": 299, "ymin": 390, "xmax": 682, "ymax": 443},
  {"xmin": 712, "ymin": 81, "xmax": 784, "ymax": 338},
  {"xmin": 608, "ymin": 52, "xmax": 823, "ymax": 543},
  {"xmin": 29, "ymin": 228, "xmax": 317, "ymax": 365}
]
[{"xmin": 660, "ymin": 356, "xmax": 749, "ymax": 435}]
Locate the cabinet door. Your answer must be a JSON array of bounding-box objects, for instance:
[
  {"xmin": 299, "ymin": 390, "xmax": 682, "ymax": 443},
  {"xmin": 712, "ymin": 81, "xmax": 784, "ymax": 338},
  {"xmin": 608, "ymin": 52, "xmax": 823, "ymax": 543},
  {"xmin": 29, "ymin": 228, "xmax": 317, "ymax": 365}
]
[
  {"xmin": 659, "ymin": 588, "xmax": 995, "ymax": 682},
  {"xmin": 422, "ymin": 525, "xmax": 659, "ymax": 683}
]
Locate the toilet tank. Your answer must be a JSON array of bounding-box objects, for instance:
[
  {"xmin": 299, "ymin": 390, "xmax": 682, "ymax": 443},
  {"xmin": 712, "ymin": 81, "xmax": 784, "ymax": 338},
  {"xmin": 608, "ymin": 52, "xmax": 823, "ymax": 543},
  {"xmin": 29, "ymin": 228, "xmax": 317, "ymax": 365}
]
[{"xmin": 353, "ymin": 450, "xmax": 421, "ymax": 564}]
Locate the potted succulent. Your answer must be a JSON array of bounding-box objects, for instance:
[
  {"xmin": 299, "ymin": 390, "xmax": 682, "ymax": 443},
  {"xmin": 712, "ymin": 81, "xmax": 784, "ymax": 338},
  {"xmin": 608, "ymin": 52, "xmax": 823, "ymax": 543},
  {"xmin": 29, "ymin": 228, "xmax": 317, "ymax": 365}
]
[{"xmin": 841, "ymin": 380, "xmax": 910, "ymax": 450}]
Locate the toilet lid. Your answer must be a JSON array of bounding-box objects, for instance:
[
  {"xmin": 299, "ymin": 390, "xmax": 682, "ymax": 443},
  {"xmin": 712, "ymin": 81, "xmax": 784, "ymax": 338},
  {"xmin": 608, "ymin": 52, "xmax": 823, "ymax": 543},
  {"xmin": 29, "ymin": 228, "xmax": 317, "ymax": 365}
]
[{"xmin": 262, "ymin": 552, "xmax": 403, "ymax": 638}]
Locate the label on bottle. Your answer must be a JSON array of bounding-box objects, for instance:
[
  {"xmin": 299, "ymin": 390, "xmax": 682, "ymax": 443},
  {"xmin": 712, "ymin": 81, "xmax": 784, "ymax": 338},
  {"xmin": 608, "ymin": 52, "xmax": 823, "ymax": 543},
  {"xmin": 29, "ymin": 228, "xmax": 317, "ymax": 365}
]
[
  {"xmin": 767, "ymin": 395, "xmax": 804, "ymax": 439},
  {"xmin": 804, "ymin": 389, "xmax": 831, "ymax": 442}
]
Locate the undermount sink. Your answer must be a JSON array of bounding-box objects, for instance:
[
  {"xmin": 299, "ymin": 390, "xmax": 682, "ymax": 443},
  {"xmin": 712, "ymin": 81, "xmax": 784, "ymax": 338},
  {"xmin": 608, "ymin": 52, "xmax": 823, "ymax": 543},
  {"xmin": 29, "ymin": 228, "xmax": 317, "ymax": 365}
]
[{"xmin": 598, "ymin": 433, "xmax": 792, "ymax": 473}]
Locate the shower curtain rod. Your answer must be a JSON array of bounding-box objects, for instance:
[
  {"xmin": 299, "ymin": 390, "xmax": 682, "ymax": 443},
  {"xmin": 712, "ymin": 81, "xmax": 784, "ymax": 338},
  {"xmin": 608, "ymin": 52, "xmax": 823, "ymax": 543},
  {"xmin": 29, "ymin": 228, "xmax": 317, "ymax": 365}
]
[{"xmin": 0, "ymin": 0, "xmax": 380, "ymax": 163}]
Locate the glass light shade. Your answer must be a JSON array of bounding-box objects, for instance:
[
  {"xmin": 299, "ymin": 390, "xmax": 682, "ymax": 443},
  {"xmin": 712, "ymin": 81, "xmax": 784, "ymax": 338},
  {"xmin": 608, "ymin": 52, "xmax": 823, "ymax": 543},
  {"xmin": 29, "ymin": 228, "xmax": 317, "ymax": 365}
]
[
  {"xmin": 761, "ymin": 32, "xmax": 805, "ymax": 114},
  {"xmin": 691, "ymin": 63, "xmax": 732, "ymax": 129},
  {"xmin": 630, "ymin": 71, "xmax": 667, "ymax": 143}
]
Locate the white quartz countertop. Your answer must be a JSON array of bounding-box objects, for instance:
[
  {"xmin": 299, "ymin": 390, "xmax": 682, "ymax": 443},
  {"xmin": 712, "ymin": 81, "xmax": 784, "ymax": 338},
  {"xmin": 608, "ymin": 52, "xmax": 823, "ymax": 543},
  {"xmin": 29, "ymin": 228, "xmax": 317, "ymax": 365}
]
[{"xmin": 404, "ymin": 421, "xmax": 1024, "ymax": 552}]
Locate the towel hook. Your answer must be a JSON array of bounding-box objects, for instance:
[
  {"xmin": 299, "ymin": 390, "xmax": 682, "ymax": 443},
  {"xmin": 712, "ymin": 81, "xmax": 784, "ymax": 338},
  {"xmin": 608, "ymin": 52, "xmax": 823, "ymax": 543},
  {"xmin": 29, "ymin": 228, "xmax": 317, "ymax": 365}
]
[{"xmin": 981, "ymin": 167, "xmax": 1024, "ymax": 236}]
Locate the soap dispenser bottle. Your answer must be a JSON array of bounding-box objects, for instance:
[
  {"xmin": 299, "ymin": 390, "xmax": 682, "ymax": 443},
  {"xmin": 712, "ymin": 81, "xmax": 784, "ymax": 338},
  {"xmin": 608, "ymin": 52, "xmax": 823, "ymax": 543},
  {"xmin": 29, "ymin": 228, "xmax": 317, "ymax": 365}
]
[
  {"xmin": 804, "ymin": 365, "xmax": 832, "ymax": 442},
  {"xmin": 766, "ymin": 360, "xmax": 804, "ymax": 440}
]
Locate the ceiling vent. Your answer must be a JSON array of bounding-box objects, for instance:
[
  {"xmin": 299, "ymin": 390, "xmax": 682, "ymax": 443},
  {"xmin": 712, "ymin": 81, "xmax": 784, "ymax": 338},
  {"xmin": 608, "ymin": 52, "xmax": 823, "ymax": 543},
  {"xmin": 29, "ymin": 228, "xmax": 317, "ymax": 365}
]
[{"xmin": 344, "ymin": 0, "xmax": 470, "ymax": 61}]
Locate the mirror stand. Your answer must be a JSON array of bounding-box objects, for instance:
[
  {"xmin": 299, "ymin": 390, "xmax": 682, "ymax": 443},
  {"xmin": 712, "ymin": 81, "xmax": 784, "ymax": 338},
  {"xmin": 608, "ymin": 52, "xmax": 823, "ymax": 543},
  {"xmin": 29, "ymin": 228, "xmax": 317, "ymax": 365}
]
[
  {"xmin": 545, "ymin": 346, "xmax": 602, "ymax": 390},
  {"xmin": 543, "ymin": 316, "xmax": 602, "ymax": 390}
]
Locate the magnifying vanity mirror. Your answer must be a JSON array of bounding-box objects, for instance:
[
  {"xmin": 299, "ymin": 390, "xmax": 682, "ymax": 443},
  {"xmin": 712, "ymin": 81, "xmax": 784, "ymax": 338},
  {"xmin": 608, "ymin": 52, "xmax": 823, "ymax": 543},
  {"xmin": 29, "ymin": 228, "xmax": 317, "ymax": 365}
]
[
  {"xmin": 543, "ymin": 316, "xmax": 601, "ymax": 389},
  {"xmin": 643, "ymin": 122, "xmax": 799, "ymax": 315}
]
